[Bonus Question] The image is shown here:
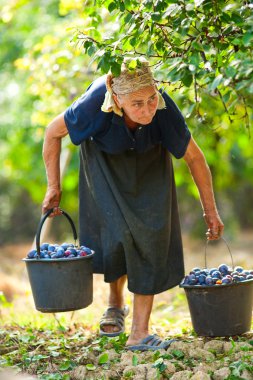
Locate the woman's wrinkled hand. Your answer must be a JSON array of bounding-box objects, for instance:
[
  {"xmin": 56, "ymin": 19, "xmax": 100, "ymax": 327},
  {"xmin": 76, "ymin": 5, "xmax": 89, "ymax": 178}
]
[
  {"xmin": 42, "ymin": 187, "xmax": 62, "ymax": 216},
  {"xmin": 203, "ymin": 211, "xmax": 224, "ymax": 240}
]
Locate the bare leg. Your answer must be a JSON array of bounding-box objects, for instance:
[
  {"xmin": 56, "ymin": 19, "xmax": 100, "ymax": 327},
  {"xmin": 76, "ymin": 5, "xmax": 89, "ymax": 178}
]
[
  {"xmin": 101, "ymin": 275, "xmax": 127, "ymax": 334},
  {"xmin": 108, "ymin": 275, "xmax": 127, "ymax": 309},
  {"xmin": 126, "ymin": 294, "xmax": 154, "ymax": 346}
]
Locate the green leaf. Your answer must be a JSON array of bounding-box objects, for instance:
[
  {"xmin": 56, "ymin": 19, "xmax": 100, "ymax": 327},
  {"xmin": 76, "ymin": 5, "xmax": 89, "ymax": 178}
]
[
  {"xmin": 152, "ymin": 357, "xmax": 167, "ymax": 372},
  {"xmin": 86, "ymin": 363, "xmax": 96, "ymax": 371},
  {"xmin": 222, "ymin": 91, "xmax": 231, "ymax": 103},
  {"xmin": 242, "ymin": 32, "xmax": 253, "ymax": 47},
  {"xmin": 110, "ymin": 62, "xmax": 122, "ymax": 76},
  {"xmin": 97, "ymin": 55, "xmax": 111, "ymax": 73},
  {"xmin": 98, "ymin": 352, "xmax": 109, "ymax": 364},
  {"xmin": 132, "ymin": 354, "xmax": 138, "ymax": 366},
  {"xmin": 181, "ymin": 70, "xmax": 193, "ymax": 87},
  {"xmin": 59, "ymin": 360, "xmax": 75, "ymax": 371},
  {"xmin": 171, "ymin": 349, "xmax": 184, "ymax": 359},
  {"xmin": 108, "ymin": 2, "xmax": 117, "ymax": 13},
  {"xmin": 128, "ymin": 60, "xmax": 137, "ymax": 70},
  {"xmin": 230, "ymin": 12, "xmax": 243, "ymax": 25},
  {"xmin": 151, "ymin": 12, "xmax": 162, "ymax": 22},
  {"xmin": 192, "ymin": 41, "xmax": 203, "ymax": 51},
  {"xmin": 210, "ymin": 74, "xmax": 223, "ymax": 90},
  {"xmin": 87, "ymin": 45, "xmax": 97, "ymax": 57},
  {"xmin": 124, "ymin": 12, "xmax": 133, "ymax": 24},
  {"xmin": 185, "ymin": 103, "xmax": 196, "ymax": 119},
  {"xmin": 119, "ymin": 1, "xmax": 125, "ymax": 12},
  {"xmin": 225, "ymin": 66, "xmax": 237, "ymax": 78}
]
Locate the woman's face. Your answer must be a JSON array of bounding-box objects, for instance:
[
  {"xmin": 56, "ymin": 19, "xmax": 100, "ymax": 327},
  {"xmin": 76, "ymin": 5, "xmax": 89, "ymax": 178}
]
[{"xmin": 114, "ymin": 86, "xmax": 159, "ymax": 126}]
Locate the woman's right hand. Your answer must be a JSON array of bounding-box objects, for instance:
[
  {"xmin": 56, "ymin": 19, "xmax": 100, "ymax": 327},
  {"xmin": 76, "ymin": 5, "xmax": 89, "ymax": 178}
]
[{"xmin": 42, "ymin": 187, "xmax": 62, "ymax": 216}]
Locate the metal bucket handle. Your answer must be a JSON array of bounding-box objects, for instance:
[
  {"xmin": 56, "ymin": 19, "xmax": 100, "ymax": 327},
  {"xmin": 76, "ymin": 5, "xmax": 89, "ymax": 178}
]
[
  {"xmin": 36, "ymin": 208, "xmax": 78, "ymax": 258},
  {"xmin": 205, "ymin": 237, "xmax": 234, "ymax": 270}
]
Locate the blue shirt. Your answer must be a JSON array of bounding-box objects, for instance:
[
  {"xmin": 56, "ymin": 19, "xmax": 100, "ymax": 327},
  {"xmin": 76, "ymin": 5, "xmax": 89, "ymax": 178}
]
[{"xmin": 64, "ymin": 76, "xmax": 191, "ymax": 158}]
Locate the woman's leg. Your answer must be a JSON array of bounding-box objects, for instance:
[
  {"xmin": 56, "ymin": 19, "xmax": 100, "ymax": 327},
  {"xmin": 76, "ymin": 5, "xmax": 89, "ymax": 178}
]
[
  {"xmin": 100, "ymin": 275, "xmax": 127, "ymax": 334},
  {"xmin": 126, "ymin": 293, "xmax": 154, "ymax": 345},
  {"xmin": 108, "ymin": 275, "xmax": 127, "ymax": 309}
]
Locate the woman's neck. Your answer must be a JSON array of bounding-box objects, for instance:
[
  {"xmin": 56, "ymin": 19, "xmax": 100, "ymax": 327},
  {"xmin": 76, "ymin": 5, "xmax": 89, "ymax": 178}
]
[{"xmin": 124, "ymin": 113, "xmax": 138, "ymax": 129}]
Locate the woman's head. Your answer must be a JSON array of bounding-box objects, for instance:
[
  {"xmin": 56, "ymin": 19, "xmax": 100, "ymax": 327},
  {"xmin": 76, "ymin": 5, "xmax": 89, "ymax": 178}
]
[
  {"xmin": 113, "ymin": 85, "xmax": 159, "ymax": 126},
  {"xmin": 101, "ymin": 57, "xmax": 165, "ymax": 123},
  {"xmin": 110, "ymin": 57, "xmax": 155, "ymax": 95}
]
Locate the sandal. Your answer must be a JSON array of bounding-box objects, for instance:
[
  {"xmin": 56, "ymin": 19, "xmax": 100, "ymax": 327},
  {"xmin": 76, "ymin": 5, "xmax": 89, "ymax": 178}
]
[
  {"xmin": 126, "ymin": 334, "xmax": 176, "ymax": 351},
  {"xmin": 99, "ymin": 305, "xmax": 129, "ymax": 337}
]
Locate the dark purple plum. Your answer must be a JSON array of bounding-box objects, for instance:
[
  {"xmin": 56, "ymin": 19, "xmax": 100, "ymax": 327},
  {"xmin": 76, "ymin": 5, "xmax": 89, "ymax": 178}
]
[
  {"xmin": 205, "ymin": 276, "xmax": 213, "ymax": 286},
  {"xmin": 61, "ymin": 242, "xmax": 69, "ymax": 250},
  {"xmin": 218, "ymin": 264, "xmax": 229, "ymax": 274},
  {"xmin": 211, "ymin": 271, "xmax": 222, "ymax": 279},
  {"xmin": 198, "ymin": 274, "xmax": 206, "ymax": 285},
  {"xmin": 27, "ymin": 249, "xmax": 38, "ymax": 259},
  {"xmin": 48, "ymin": 244, "xmax": 56, "ymax": 252},
  {"xmin": 40, "ymin": 243, "xmax": 49, "ymax": 251},
  {"xmin": 209, "ymin": 268, "xmax": 219, "ymax": 275},
  {"xmin": 234, "ymin": 266, "xmax": 243, "ymax": 273}
]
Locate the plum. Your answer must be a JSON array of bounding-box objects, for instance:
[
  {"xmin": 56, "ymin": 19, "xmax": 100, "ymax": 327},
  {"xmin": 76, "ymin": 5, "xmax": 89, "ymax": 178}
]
[
  {"xmin": 211, "ymin": 271, "xmax": 222, "ymax": 279},
  {"xmin": 61, "ymin": 242, "xmax": 69, "ymax": 250},
  {"xmin": 234, "ymin": 266, "xmax": 244, "ymax": 273},
  {"xmin": 26, "ymin": 241, "xmax": 93, "ymax": 260},
  {"xmin": 209, "ymin": 268, "xmax": 219, "ymax": 275},
  {"xmin": 222, "ymin": 275, "xmax": 233, "ymax": 284},
  {"xmin": 48, "ymin": 244, "xmax": 56, "ymax": 252},
  {"xmin": 218, "ymin": 264, "xmax": 229, "ymax": 274},
  {"xmin": 198, "ymin": 274, "xmax": 206, "ymax": 285},
  {"xmin": 205, "ymin": 276, "xmax": 213, "ymax": 286},
  {"xmin": 40, "ymin": 243, "xmax": 49, "ymax": 251},
  {"xmin": 39, "ymin": 250, "xmax": 50, "ymax": 259},
  {"xmin": 181, "ymin": 261, "xmax": 253, "ymax": 287},
  {"xmin": 27, "ymin": 249, "xmax": 37, "ymax": 259}
]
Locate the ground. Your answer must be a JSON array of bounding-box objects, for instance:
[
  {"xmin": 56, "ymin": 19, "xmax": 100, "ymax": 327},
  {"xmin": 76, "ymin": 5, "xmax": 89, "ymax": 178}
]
[{"xmin": 0, "ymin": 233, "xmax": 253, "ymax": 379}]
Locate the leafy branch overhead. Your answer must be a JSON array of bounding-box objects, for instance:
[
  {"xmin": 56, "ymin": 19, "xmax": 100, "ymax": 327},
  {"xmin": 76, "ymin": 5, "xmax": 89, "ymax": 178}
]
[{"xmin": 75, "ymin": 0, "xmax": 253, "ymax": 126}]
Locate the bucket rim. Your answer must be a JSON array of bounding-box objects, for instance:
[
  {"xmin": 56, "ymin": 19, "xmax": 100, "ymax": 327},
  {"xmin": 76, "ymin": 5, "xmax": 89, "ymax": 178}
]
[
  {"xmin": 22, "ymin": 250, "xmax": 95, "ymax": 262},
  {"xmin": 179, "ymin": 278, "xmax": 253, "ymax": 289}
]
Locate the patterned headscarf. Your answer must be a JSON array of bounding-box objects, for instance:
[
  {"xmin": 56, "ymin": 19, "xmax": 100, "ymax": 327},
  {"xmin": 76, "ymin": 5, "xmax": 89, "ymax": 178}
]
[{"xmin": 101, "ymin": 57, "xmax": 166, "ymax": 116}]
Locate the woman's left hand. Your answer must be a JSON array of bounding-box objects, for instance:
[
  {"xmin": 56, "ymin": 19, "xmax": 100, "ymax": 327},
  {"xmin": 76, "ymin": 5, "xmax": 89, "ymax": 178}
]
[{"xmin": 203, "ymin": 211, "xmax": 224, "ymax": 240}]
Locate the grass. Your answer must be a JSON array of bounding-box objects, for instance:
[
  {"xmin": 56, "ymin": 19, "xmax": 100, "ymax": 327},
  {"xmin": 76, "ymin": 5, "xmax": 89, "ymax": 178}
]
[
  {"xmin": 1, "ymin": 290, "xmax": 253, "ymax": 380},
  {"xmin": 1, "ymin": 237, "xmax": 253, "ymax": 379}
]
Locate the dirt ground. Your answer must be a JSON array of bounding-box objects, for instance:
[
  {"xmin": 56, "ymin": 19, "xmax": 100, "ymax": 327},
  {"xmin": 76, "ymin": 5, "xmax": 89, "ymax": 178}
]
[{"xmin": 1, "ymin": 231, "xmax": 253, "ymax": 335}]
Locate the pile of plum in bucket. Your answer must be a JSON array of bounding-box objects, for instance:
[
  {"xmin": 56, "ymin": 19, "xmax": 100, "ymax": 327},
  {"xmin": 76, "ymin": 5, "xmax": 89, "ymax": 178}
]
[
  {"xmin": 181, "ymin": 264, "xmax": 253, "ymax": 287},
  {"xmin": 27, "ymin": 242, "xmax": 93, "ymax": 260}
]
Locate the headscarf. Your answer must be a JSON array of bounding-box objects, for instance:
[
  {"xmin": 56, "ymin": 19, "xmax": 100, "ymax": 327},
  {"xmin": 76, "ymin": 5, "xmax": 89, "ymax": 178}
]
[{"xmin": 101, "ymin": 57, "xmax": 166, "ymax": 116}]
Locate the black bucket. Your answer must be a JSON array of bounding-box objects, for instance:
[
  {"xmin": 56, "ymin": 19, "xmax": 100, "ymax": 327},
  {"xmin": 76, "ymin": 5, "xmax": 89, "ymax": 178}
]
[
  {"xmin": 180, "ymin": 239, "xmax": 253, "ymax": 336},
  {"xmin": 23, "ymin": 209, "xmax": 94, "ymax": 313},
  {"xmin": 183, "ymin": 280, "xmax": 253, "ymax": 336}
]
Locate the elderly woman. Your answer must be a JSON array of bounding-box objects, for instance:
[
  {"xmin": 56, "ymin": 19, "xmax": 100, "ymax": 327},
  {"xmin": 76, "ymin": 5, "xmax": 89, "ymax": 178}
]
[{"xmin": 42, "ymin": 58, "xmax": 224, "ymax": 350}]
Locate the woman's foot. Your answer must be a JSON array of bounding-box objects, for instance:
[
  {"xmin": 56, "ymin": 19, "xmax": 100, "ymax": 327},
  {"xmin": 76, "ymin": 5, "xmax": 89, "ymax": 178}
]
[
  {"xmin": 126, "ymin": 334, "xmax": 176, "ymax": 351},
  {"xmin": 99, "ymin": 305, "xmax": 129, "ymax": 337}
]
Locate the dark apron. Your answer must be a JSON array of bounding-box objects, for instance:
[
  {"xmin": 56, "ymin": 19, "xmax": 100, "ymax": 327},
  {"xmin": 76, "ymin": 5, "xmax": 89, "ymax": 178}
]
[{"xmin": 78, "ymin": 139, "xmax": 184, "ymax": 294}]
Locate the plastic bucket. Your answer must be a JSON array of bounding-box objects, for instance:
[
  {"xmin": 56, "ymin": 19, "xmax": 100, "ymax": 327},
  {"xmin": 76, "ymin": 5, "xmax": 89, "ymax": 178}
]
[
  {"xmin": 23, "ymin": 209, "xmax": 94, "ymax": 313},
  {"xmin": 180, "ymin": 239, "xmax": 253, "ymax": 336},
  {"xmin": 183, "ymin": 280, "xmax": 253, "ymax": 336}
]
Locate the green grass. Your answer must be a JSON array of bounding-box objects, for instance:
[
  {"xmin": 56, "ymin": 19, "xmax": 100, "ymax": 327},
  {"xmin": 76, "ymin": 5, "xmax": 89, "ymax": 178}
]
[{"xmin": 1, "ymin": 292, "xmax": 253, "ymax": 380}]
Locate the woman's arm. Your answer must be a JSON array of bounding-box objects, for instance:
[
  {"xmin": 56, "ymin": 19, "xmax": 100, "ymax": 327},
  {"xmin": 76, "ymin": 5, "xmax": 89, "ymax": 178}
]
[
  {"xmin": 42, "ymin": 112, "xmax": 69, "ymax": 215},
  {"xmin": 183, "ymin": 137, "xmax": 224, "ymax": 240}
]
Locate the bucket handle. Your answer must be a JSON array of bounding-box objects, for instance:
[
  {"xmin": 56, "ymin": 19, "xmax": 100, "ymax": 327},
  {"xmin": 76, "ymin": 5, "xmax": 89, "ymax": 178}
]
[
  {"xmin": 36, "ymin": 208, "xmax": 78, "ymax": 258},
  {"xmin": 205, "ymin": 237, "xmax": 234, "ymax": 270}
]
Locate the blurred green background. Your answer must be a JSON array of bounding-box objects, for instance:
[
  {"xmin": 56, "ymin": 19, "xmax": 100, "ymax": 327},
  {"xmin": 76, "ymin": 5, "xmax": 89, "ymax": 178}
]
[{"xmin": 1, "ymin": 0, "xmax": 252, "ymax": 246}]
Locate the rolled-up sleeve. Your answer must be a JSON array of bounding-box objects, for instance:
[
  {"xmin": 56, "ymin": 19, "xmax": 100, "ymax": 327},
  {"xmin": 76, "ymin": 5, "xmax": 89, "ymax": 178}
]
[
  {"xmin": 64, "ymin": 76, "xmax": 108, "ymax": 145},
  {"xmin": 158, "ymin": 92, "xmax": 191, "ymax": 159}
]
